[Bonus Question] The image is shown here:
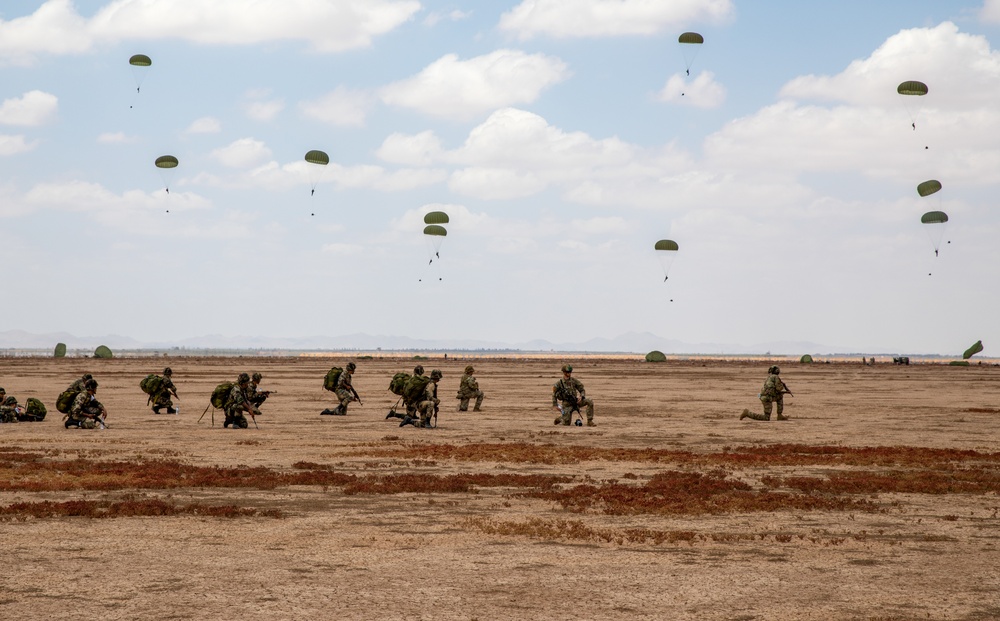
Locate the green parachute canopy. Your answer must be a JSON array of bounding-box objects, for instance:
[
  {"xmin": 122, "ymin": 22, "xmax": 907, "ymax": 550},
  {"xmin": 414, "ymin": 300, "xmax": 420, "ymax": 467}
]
[
  {"xmin": 800, "ymin": 354, "xmax": 814, "ymax": 363},
  {"xmin": 155, "ymin": 155, "xmax": 178, "ymax": 169},
  {"xmin": 655, "ymin": 239, "xmax": 679, "ymax": 281},
  {"xmin": 921, "ymin": 211, "xmax": 948, "ymax": 224},
  {"xmin": 897, "ymin": 81, "xmax": 928, "ymax": 96},
  {"xmin": 654, "ymin": 240, "xmax": 679, "ymax": 251},
  {"xmin": 917, "ymin": 180, "xmax": 942, "ymax": 197},
  {"xmin": 54, "ymin": 343, "xmax": 67, "ymax": 358},
  {"xmin": 962, "ymin": 340, "xmax": 984, "ymax": 360},
  {"xmin": 423, "ymin": 211, "xmax": 450, "ymax": 225},
  {"xmin": 423, "ymin": 225, "xmax": 447, "ymax": 237},
  {"xmin": 94, "ymin": 345, "xmax": 113, "ymax": 359},
  {"xmin": 129, "ymin": 54, "xmax": 152, "ymax": 67},
  {"xmin": 304, "ymin": 150, "xmax": 329, "ymax": 165},
  {"xmin": 645, "ymin": 350, "xmax": 667, "ymax": 362},
  {"xmin": 678, "ymin": 32, "xmax": 704, "ymax": 44},
  {"xmin": 677, "ymin": 32, "xmax": 703, "ymax": 75}
]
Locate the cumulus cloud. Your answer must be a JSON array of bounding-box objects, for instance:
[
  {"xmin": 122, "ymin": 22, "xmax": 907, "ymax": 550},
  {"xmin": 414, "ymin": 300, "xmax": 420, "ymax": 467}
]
[
  {"xmin": 981, "ymin": 0, "xmax": 1000, "ymax": 23},
  {"xmin": 184, "ymin": 117, "xmax": 221, "ymax": 134},
  {"xmin": 0, "ymin": 91, "xmax": 58, "ymax": 126},
  {"xmin": 380, "ymin": 49, "xmax": 569, "ymax": 121},
  {"xmin": 211, "ymin": 138, "xmax": 274, "ymax": 168},
  {"xmin": 299, "ymin": 86, "xmax": 372, "ymax": 127},
  {"xmin": 376, "ymin": 131, "xmax": 444, "ymax": 166},
  {"xmin": 423, "ymin": 9, "xmax": 472, "ymax": 27},
  {"xmin": 498, "ymin": 0, "xmax": 733, "ymax": 39},
  {"xmin": 0, "ymin": 0, "xmax": 421, "ymax": 63},
  {"xmin": 0, "ymin": 135, "xmax": 37, "ymax": 156},
  {"xmin": 245, "ymin": 99, "xmax": 284, "ymax": 122},
  {"xmin": 656, "ymin": 71, "xmax": 726, "ymax": 108}
]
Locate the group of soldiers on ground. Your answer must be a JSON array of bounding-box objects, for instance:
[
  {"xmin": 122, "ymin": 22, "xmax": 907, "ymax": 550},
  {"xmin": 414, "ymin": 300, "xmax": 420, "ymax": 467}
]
[{"xmin": 3, "ymin": 362, "xmax": 796, "ymax": 430}]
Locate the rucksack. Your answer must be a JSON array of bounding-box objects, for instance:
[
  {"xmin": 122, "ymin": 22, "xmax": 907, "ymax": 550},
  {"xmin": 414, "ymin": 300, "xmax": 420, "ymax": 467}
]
[
  {"xmin": 401, "ymin": 375, "xmax": 432, "ymax": 404},
  {"xmin": 211, "ymin": 382, "xmax": 236, "ymax": 409},
  {"xmin": 140, "ymin": 374, "xmax": 163, "ymax": 396},
  {"xmin": 323, "ymin": 367, "xmax": 343, "ymax": 392},
  {"xmin": 388, "ymin": 372, "xmax": 410, "ymax": 396},
  {"xmin": 24, "ymin": 398, "xmax": 46, "ymax": 421},
  {"xmin": 56, "ymin": 390, "xmax": 79, "ymax": 414}
]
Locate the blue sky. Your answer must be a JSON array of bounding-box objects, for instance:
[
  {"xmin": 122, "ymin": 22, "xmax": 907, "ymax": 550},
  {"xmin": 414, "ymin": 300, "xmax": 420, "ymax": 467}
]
[{"xmin": 2, "ymin": 0, "xmax": 999, "ymax": 354}]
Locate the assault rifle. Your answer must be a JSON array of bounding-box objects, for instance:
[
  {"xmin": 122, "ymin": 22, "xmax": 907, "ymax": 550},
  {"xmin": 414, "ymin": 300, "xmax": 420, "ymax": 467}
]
[{"xmin": 781, "ymin": 381, "xmax": 793, "ymax": 397}]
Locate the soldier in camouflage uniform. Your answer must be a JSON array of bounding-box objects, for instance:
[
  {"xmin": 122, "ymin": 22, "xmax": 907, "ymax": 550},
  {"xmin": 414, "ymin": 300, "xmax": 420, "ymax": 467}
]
[
  {"xmin": 405, "ymin": 365, "xmax": 426, "ymax": 417},
  {"xmin": 151, "ymin": 367, "xmax": 179, "ymax": 414},
  {"xmin": 456, "ymin": 365, "xmax": 484, "ymax": 412},
  {"xmin": 224, "ymin": 373, "xmax": 257, "ymax": 429},
  {"xmin": 66, "ymin": 373, "xmax": 93, "ymax": 393},
  {"xmin": 741, "ymin": 366, "xmax": 791, "ymax": 421},
  {"xmin": 248, "ymin": 372, "xmax": 273, "ymax": 408},
  {"xmin": 415, "ymin": 369, "xmax": 442, "ymax": 428},
  {"xmin": 552, "ymin": 364, "xmax": 595, "ymax": 426},
  {"xmin": 0, "ymin": 396, "xmax": 22, "ymax": 423},
  {"xmin": 67, "ymin": 379, "xmax": 107, "ymax": 429},
  {"xmin": 332, "ymin": 362, "xmax": 360, "ymax": 416}
]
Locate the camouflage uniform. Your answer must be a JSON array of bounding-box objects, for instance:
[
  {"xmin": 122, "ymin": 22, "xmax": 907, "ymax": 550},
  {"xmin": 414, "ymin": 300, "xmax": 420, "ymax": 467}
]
[
  {"xmin": 248, "ymin": 373, "xmax": 269, "ymax": 408},
  {"xmin": 416, "ymin": 378, "xmax": 439, "ymax": 428},
  {"xmin": 334, "ymin": 368, "xmax": 355, "ymax": 415},
  {"xmin": 742, "ymin": 368, "xmax": 789, "ymax": 421},
  {"xmin": 69, "ymin": 391, "xmax": 104, "ymax": 429},
  {"xmin": 403, "ymin": 369, "xmax": 426, "ymax": 417},
  {"xmin": 456, "ymin": 367, "xmax": 484, "ymax": 412},
  {"xmin": 224, "ymin": 383, "xmax": 252, "ymax": 429},
  {"xmin": 151, "ymin": 376, "xmax": 177, "ymax": 412},
  {"xmin": 67, "ymin": 376, "xmax": 90, "ymax": 393},
  {"xmin": 0, "ymin": 396, "xmax": 21, "ymax": 423},
  {"xmin": 552, "ymin": 377, "xmax": 595, "ymax": 426}
]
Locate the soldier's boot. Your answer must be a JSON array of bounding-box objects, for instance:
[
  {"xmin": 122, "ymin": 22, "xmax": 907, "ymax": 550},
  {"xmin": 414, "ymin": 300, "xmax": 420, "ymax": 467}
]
[
  {"xmin": 776, "ymin": 413, "xmax": 789, "ymax": 421},
  {"xmin": 152, "ymin": 406, "xmax": 161, "ymax": 414},
  {"xmin": 554, "ymin": 416, "xmax": 562, "ymax": 425},
  {"xmin": 473, "ymin": 406, "xmax": 481, "ymax": 412},
  {"xmin": 586, "ymin": 419, "xmax": 596, "ymax": 427},
  {"xmin": 740, "ymin": 409, "xmax": 750, "ymax": 420},
  {"xmin": 399, "ymin": 416, "xmax": 415, "ymax": 427},
  {"xmin": 386, "ymin": 410, "xmax": 404, "ymax": 420},
  {"xmin": 166, "ymin": 407, "xmax": 177, "ymax": 414}
]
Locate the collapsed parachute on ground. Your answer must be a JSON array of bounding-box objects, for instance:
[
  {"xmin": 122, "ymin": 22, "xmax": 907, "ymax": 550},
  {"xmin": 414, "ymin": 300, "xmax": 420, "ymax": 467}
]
[
  {"xmin": 304, "ymin": 149, "xmax": 329, "ymax": 197},
  {"xmin": 94, "ymin": 345, "xmax": 113, "ymax": 359},
  {"xmin": 800, "ymin": 354, "xmax": 813, "ymax": 363},
  {"xmin": 917, "ymin": 180, "xmax": 942, "ymax": 197},
  {"xmin": 424, "ymin": 224, "xmax": 447, "ymax": 264},
  {"xmin": 54, "ymin": 343, "xmax": 66, "ymax": 358},
  {"xmin": 921, "ymin": 211, "xmax": 948, "ymax": 256},
  {"xmin": 645, "ymin": 350, "xmax": 667, "ymax": 363},
  {"xmin": 677, "ymin": 32, "xmax": 703, "ymax": 76},
  {"xmin": 423, "ymin": 211, "xmax": 450, "ymax": 225},
  {"xmin": 655, "ymin": 239, "xmax": 679, "ymax": 282},
  {"xmin": 962, "ymin": 340, "xmax": 984, "ymax": 360},
  {"xmin": 897, "ymin": 80, "xmax": 928, "ymax": 130},
  {"xmin": 129, "ymin": 54, "xmax": 152, "ymax": 94},
  {"xmin": 155, "ymin": 155, "xmax": 178, "ymax": 194}
]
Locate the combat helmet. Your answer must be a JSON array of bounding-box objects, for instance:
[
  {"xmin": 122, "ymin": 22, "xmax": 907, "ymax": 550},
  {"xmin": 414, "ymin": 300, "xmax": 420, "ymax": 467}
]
[
  {"xmin": 464, "ymin": 365, "xmax": 474, "ymax": 374},
  {"xmin": 237, "ymin": 372, "xmax": 250, "ymax": 384},
  {"xmin": 85, "ymin": 379, "xmax": 98, "ymax": 391},
  {"xmin": 346, "ymin": 362, "xmax": 356, "ymax": 371},
  {"xmin": 163, "ymin": 367, "xmax": 172, "ymax": 376},
  {"xmin": 252, "ymin": 372, "xmax": 263, "ymax": 382},
  {"xmin": 430, "ymin": 369, "xmax": 443, "ymax": 380},
  {"xmin": 561, "ymin": 364, "xmax": 573, "ymax": 373},
  {"xmin": 414, "ymin": 365, "xmax": 425, "ymax": 376},
  {"xmin": 768, "ymin": 365, "xmax": 780, "ymax": 375},
  {"xmin": 3, "ymin": 396, "xmax": 16, "ymax": 406}
]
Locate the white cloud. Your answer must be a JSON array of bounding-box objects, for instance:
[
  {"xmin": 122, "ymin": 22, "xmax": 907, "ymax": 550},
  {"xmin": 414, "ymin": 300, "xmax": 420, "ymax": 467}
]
[
  {"xmin": 97, "ymin": 131, "xmax": 136, "ymax": 143},
  {"xmin": 423, "ymin": 9, "xmax": 472, "ymax": 26},
  {"xmin": 0, "ymin": 135, "xmax": 37, "ymax": 156},
  {"xmin": 299, "ymin": 86, "xmax": 372, "ymax": 127},
  {"xmin": 572, "ymin": 216, "xmax": 630, "ymax": 235},
  {"xmin": 245, "ymin": 99, "xmax": 284, "ymax": 122},
  {"xmin": 449, "ymin": 167, "xmax": 546, "ymax": 200},
  {"xmin": 211, "ymin": 138, "xmax": 274, "ymax": 168},
  {"xmin": 380, "ymin": 49, "xmax": 569, "ymax": 121},
  {"xmin": 656, "ymin": 71, "xmax": 726, "ymax": 108},
  {"xmin": 498, "ymin": 0, "xmax": 733, "ymax": 39},
  {"xmin": 0, "ymin": 91, "xmax": 58, "ymax": 126},
  {"xmin": 184, "ymin": 117, "xmax": 221, "ymax": 134},
  {"xmin": 376, "ymin": 131, "xmax": 444, "ymax": 166},
  {"xmin": 321, "ymin": 242, "xmax": 364, "ymax": 255},
  {"xmin": 0, "ymin": 0, "xmax": 421, "ymax": 62},
  {"xmin": 981, "ymin": 0, "xmax": 1000, "ymax": 23}
]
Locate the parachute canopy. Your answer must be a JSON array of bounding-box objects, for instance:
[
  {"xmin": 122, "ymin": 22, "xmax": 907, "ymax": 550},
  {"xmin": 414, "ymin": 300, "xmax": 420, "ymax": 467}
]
[
  {"xmin": 94, "ymin": 345, "xmax": 113, "ymax": 359},
  {"xmin": 917, "ymin": 180, "xmax": 942, "ymax": 197},
  {"xmin": 423, "ymin": 211, "xmax": 450, "ymax": 225},
  {"xmin": 921, "ymin": 211, "xmax": 948, "ymax": 224},
  {"xmin": 677, "ymin": 32, "xmax": 703, "ymax": 75},
  {"xmin": 655, "ymin": 239, "xmax": 679, "ymax": 281},
  {"xmin": 800, "ymin": 354, "xmax": 814, "ymax": 364},
  {"xmin": 423, "ymin": 225, "xmax": 447, "ymax": 237},
  {"xmin": 678, "ymin": 32, "xmax": 703, "ymax": 44},
  {"xmin": 304, "ymin": 150, "xmax": 329, "ymax": 166},
  {"xmin": 54, "ymin": 343, "xmax": 67, "ymax": 358},
  {"xmin": 129, "ymin": 54, "xmax": 152, "ymax": 67},
  {"xmin": 962, "ymin": 340, "xmax": 984, "ymax": 360},
  {"xmin": 654, "ymin": 239, "xmax": 679, "ymax": 251},
  {"xmin": 897, "ymin": 81, "xmax": 928, "ymax": 96},
  {"xmin": 645, "ymin": 350, "xmax": 667, "ymax": 362},
  {"xmin": 155, "ymin": 155, "xmax": 178, "ymax": 169}
]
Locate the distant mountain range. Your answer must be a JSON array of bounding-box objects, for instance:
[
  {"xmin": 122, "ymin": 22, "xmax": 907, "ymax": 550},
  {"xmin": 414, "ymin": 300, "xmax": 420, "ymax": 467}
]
[{"xmin": 0, "ymin": 329, "xmax": 892, "ymax": 356}]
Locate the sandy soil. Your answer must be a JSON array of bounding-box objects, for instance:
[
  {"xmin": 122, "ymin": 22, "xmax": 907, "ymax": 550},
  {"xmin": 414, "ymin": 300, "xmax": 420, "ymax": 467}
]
[{"xmin": 1, "ymin": 355, "xmax": 999, "ymax": 621}]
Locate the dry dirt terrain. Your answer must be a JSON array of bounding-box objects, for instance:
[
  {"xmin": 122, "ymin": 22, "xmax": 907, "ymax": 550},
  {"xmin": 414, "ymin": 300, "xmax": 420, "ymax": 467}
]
[{"xmin": 1, "ymin": 355, "xmax": 999, "ymax": 621}]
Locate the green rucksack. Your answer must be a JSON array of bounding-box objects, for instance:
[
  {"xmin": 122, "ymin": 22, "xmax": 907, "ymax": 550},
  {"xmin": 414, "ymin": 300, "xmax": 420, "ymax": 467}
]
[
  {"xmin": 388, "ymin": 372, "xmax": 410, "ymax": 396},
  {"xmin": 211, "ymin": 382, "xmax": 235, "ymax": 409},
  {"xmin": 140, "ymin": 374, "xmax": 163, "ymax": 396},
  {"xmin": 401, "ymin": 374, "xmax": 432, "ymax": 404},
  {"xmin": 24, "ymin": 398, "xmax": 46, "ymax": 421},
  {"xmin": 56, "ymin": 390, "xmax": 79, "ymax": 414},
  {"xmin": 323, "ymin": 367, "xmax": 343, "ymax": 392}
]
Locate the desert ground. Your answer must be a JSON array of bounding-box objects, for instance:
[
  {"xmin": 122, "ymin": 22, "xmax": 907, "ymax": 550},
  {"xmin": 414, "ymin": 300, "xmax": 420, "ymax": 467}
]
[{"xmin": 0, "ymin": 355, "xmax": 998, "ymax": 621}]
